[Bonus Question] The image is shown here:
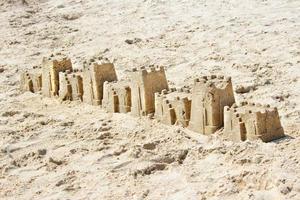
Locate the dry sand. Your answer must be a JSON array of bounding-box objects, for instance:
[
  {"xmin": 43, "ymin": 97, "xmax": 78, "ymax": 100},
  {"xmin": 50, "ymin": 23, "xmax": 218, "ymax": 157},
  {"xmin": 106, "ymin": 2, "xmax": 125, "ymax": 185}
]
[{"xmin": 0, "ymin": 0, "xmax": 299, "ymax": 199}]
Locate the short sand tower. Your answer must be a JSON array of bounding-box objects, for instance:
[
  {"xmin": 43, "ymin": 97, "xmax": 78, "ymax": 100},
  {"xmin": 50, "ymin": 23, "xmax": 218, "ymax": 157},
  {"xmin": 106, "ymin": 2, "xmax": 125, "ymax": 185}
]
[
  {"xmin": 102, "ymin": 80, "xmax": 131, "ymax": 113},
  {"xmin": 130, "ymin": 66, "xmax": 169, "ymax": 116},
  {"xmin": 82, "ymin": 58, "xmax": 118, "ymax": 105},
  {"xmin": 20, "ymin": 67, "xmax": 42, "ymax": 93},
  {"xmin": 42, "ymin": 53, "xmax": 72, "ymax": 97},
  {"xmin": 188, "ymin": 75, "xmax": 235, "ymax": 135},
  {"xmin": 224, "ymin": 102, "xmax": 285, "ymax": 142},
  {"xmin": 58, "ymin": 69, "xmax": 83, "ymax": 101},
  {"xmin": 154, "ymin": 87, "xmax": 192, "ymax": 127}
]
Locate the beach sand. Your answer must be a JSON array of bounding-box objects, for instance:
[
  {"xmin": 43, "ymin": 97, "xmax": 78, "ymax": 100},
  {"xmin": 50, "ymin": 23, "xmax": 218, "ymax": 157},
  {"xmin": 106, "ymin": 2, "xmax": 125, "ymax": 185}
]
[{"xmin": 0, "ymin": 0, "xmax": 299, "ymax": 199}]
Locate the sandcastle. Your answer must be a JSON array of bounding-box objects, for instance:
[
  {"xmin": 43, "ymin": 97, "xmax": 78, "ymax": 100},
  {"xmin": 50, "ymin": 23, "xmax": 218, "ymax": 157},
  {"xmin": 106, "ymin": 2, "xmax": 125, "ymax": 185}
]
[
  {"xmin": 42, "ymin": 53, "xmax": 72, "ymax": 97},
  {"xmin": 20, "ymin": 67, "xmax": 42, "ymax": 93},
  {"xmin": 82, "ymin": 58, "xmax": 118, "ymax": 105},
  {"xmin": 224, "ymin": 102, "xmax": 285, "ymax": 142},
  {"xmin": 188, "ymin": 75, "xmax": 235, "ymax": 135},
  {"xmin": 130, "ymin": 66, "xmax": 169, "ymax": 116},
  {"xmin": 20, "ymin": 54, "xmax": 285, "ymax": 143},
  {"xmin": 154, "ymin": 87, "xmax": 192, "ymax": 127},
  {"xmin": 102, "ymin": 80, "xmax": 131, "ymax": 113},
  {"xmin": 59, "ymin": 69, "xmax": 83, "ymax": 101}
]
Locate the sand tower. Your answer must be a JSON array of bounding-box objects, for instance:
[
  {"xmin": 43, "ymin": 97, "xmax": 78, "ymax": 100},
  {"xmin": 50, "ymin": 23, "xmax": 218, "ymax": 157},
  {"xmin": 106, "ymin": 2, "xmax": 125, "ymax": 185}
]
[
  {"xmin": 130, "ymin": 66, "xmax": 169, "ymax": 116},
  {"xmin": 224, "ymin": 102, "xmax": 285, "ymax": 142},
  {"xmin": 42, "ymin": 53, "xmax": 72, "ymax": 97},
  {"xmin": 82, "ymin": 58, "xmax": 118, "ymax": 105},
  {"xmin": 154, "ymin": 87, "xmax": 192, "ymax": 127},
  {"xmin": 102, "ymin": 80, "xmax": 131, "ymax": 113},
  {"xmin": 188, "ymin": 75, "xmax": 235, "ymax": 134},
  {"xmin": 58, "ymin": 69, "xmax": 83, "ymax": 101},
  {"xmin": 20, "ymin": 67, "xmax": 42, "ymax": 93}
]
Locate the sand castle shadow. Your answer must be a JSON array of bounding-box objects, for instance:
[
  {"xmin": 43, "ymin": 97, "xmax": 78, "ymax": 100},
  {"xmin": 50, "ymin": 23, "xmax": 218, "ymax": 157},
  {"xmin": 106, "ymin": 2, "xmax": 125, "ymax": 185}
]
[{"xmin": 270, "ymin": 134, "xmax": 294, "ymax": 144}]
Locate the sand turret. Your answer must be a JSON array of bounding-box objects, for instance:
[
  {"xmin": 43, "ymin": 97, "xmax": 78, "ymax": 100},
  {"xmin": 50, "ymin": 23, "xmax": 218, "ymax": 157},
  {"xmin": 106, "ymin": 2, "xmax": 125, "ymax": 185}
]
[
  {"xmin": 188, "ymin": 75, "xmax": 235, "ymax": 134},
  {"xmin": 102, "ymin": 80, "xmax": 131, "ymax": 113},
  {"xmin": 130, "ymin": 66, "xmax": 168, "ymax": 116},
  {"xmin": 154, "ymin": 87, "xmax": 192, "ymax": 127},
  {"xmin": 41, "ymin": 53, "xmax": 72, "ymax": 97},
  {"xmin": 58, "ymin": 69, "xmax": 83, "ymax": 101},
  {"xmin": 20, "ymin": 67, "xmax": 42, "ymax": 93},
  {"xmin": 82, "ymin": 57, "xmax": 118, "ymax": 105},
  {"xmin": 224, "ymin": 102, "xmax": 284, "ymax": 142}
]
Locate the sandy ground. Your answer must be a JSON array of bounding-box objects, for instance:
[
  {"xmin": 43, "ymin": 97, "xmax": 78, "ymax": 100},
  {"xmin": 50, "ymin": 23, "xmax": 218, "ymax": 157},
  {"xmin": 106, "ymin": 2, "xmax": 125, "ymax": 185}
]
[{"xmin": 0, "ymin": 0, "xmax": 300, "ymax": 199}]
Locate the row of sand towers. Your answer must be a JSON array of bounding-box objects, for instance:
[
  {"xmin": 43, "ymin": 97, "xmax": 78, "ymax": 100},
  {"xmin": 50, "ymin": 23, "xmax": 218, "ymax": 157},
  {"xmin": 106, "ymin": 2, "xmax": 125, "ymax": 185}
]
[{"xmin": 20, "ymin": 53, "xmax": 285, "ymax": 142}]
